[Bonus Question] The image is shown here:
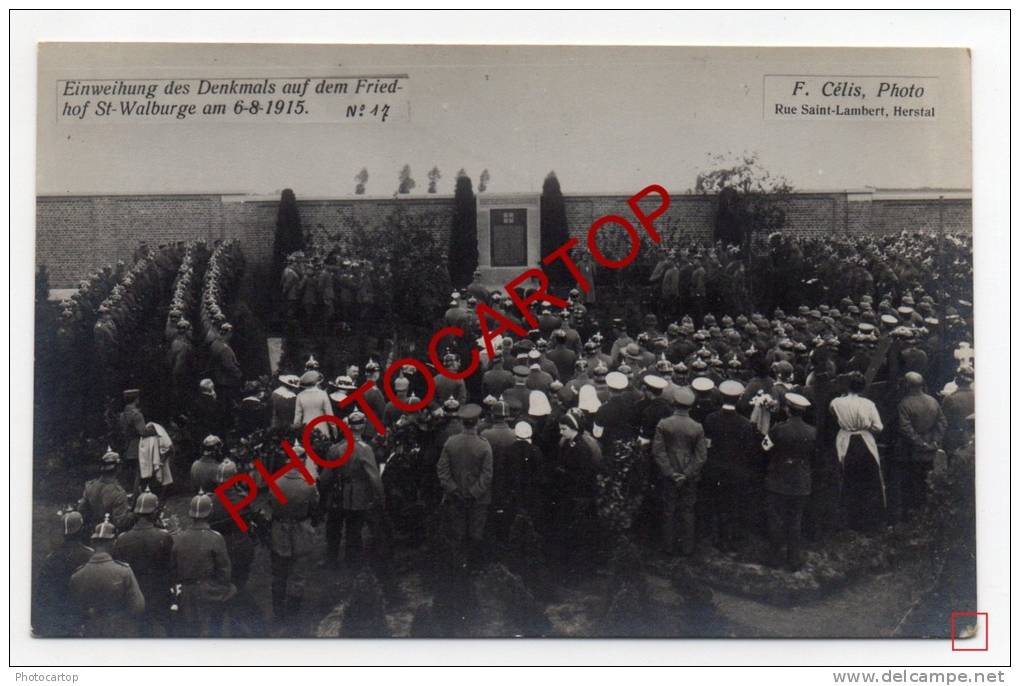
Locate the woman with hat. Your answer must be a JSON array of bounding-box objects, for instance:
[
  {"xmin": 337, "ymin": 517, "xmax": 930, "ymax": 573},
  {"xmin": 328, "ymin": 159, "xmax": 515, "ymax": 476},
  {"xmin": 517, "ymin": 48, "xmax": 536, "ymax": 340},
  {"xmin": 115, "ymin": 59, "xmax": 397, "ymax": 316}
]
[
  {"xmin": 294, "ymin": 369, "xmax": 335, "ymax": 438},
  {"xmin": 270, "ymin": 374, "xmax": 301, "ymax": 430},
  {"xmin": 550, "ymin": 409, "xmax": 603, "ymax": 571}
]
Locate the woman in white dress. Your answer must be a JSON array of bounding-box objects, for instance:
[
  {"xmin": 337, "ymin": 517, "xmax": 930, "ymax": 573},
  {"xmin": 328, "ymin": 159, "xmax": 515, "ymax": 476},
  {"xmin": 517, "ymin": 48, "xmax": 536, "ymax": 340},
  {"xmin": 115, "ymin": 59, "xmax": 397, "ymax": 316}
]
[{"xmin": 828, "ymin": 372, "xmax": 886, "ymax": 532}]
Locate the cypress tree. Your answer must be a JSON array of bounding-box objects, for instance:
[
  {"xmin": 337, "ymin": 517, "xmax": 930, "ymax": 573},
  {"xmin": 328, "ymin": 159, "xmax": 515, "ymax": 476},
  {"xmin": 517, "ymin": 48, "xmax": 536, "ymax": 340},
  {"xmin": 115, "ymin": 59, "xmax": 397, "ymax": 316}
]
[
  {"xmin": 272, "ymin": 188, "xmax": 304, "ymax": 283},
  {"xmin": 540, "ymin": 172, "xmax": 570, "ymax": 286},
  {"xmin": 448, "ymin": 172, "xmax": 478, "ymax": 287}
]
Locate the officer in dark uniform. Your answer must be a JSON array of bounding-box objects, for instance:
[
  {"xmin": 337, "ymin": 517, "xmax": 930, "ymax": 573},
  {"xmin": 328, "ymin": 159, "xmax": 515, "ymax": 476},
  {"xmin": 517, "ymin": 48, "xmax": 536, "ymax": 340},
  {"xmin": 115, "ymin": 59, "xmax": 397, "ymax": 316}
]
[
  {"xmin": 172, "ymin": 491, "xmax": 235, "ymax": 637},
  {"xmin": 79, "ymin": 449, "xmax": 135, "ymax": 533},
  {"xmin": 764, "ymin": 393, "xmax": 815, "ymax": 570},
  {"xmin": 481, "ymin": 401, "xmax": 518, "ymax": 542},
  {"xmin": 70, "ymin": 515, "xmax": 146, "ymax": 637},
  {"xmin": 701, "ymin": 380, "xmax": 759, "ymax": 550},
  {"xmin": 593, "ymin": 371, "xmax": 639, "ymax": 445},
  {"xmin": 113, "ymin": 487, "xmax": 174, "ymax": 636},
  {"xmin": 637, "ymin": 375, "xmax": 673, "ymax": 443},
  {"xmin": 33, "ymin": 511, "xmax": 93, "ymax": 636}
]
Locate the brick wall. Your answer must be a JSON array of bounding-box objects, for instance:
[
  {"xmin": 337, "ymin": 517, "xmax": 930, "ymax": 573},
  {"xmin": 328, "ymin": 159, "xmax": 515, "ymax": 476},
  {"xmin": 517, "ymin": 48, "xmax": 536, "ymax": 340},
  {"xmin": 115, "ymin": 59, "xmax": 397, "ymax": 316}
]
[{"xmin": 36, "ymin": 190, "xmax": 971, "ymax": 287}]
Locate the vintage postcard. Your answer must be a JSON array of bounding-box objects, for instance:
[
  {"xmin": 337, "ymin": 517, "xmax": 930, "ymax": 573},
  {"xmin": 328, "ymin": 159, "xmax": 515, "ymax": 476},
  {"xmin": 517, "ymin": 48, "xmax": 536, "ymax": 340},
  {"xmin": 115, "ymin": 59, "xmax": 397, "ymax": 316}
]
[{"xmin": 31, "ymin": 42, "xmax": 975, "ymax": 640}]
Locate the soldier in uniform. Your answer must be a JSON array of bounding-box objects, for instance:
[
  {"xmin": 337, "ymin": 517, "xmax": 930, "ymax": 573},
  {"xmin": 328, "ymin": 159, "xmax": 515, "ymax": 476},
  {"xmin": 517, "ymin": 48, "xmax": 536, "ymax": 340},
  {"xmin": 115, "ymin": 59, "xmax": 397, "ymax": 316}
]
[
  {"xmin": 119, "ymin": 388, "xmax": 157, "ymax": 488},
  {"xmin": 434, "ymin": 353, "xmax": 468, "ymax": 406},
  {"xmin": 481, "ymin": 401, "xmax": 519, "ymax": 543},
  {"xmin": 362, "ymin": 359, "xmax": 388, "ymax": 419},
  {"xmin": 113, "ymin": 487, "xmax": 174, "ymax": 636},
  {"xmin": 172, "ymin": 491, "xmax": 235, "ymax": 637},
  {"xmin": 652, "ymin": 386, "xmax": 708, "ymax": 556},
  {"xmin": 941, "ymin": 366, "xmax": 975, "ymax": 455},
  {"xmin": 209, "ymin": 322, "xmax": 243, "ymax": 412},
  {"xmin": 592, "ymin": 371, "xmax": 638, "ymax": 445},
  {"xmin": 436, "ymin": 404, "xmax": 493, "ymax": 567},
  {"xmin": 465, "ymin": 269, "xmax": 490, "ymax": 307},
  {"xmin": 70, "ymin": 515, "xmax": 146, "ymax": 637},
  {"xmin": 79, "ymin": 448, "xmax": 135, "ymax": 533},
  {"xmin": 482, "ymin": 357, "xmax": 515, "ymax": 400},
  {"xmin": 33, "ymin": 511, "xmax": 93, "ymax": 636},
  {"xmin": 267, "ymin": 446, "xmax": 319, "ymax": 626},
  {"xmin": 893, "ymin": 371, "xmax": 948, "ymax": 520},
  {"xmin": 190, "ymin": 435, "xmax": 224, "ymax": 494},
  {"xmin": 319, "ymin": 412, "xmax": 385, "ymax": 569},
  {"xmin": 167, "ymin": 318, "xmax": 196, "ymax": 413},
  {"xmin": 764, "ymin": 393, "xmax": 815, "ymax": 570},
  {"xmin": 317, "ymin": 261, "xmax": 336, "ymax": 330},
  {"xmin": 701, "ymin": 380, "xmax": 759, "ymax": 550},
  {"xmin": 280, "ymin": 256, "xmax": 302, "ymax": 321},
  {"xmin": 637, "ymin": 375, "xmax": 673, "ymax": 444},
  {"xmin": 207, "ymin": 459, "xmax": 256, "ymax": 589}
]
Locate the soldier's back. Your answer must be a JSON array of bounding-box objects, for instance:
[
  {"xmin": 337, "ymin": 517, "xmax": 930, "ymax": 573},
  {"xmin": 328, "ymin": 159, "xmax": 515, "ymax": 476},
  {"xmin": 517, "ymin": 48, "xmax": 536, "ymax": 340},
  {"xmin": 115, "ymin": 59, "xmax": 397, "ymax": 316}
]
[
  {"xmin": 69, "ymin": 553, "xmax": 145, "ymax": 637},
  {"xmin": 114, "ymin": 524, "xmax": 173, "ymax": 578},
  {"xmin": 173, "ymin": 527, "xmax": 227, "ymax": 581}
]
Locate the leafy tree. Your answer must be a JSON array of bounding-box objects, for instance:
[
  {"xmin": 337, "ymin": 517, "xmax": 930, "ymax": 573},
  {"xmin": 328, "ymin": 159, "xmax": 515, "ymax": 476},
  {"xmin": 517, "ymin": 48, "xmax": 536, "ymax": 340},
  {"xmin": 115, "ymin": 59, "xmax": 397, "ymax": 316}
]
[
  {"xmin": 355, "ymin": 168, "xmax": 369, "ymax": 195},
  {"xmin": 427, "ymin": 166, "xmax": 442, "ymax": 193},
  {"xmin": 479, "ymin": 169, "xmax": 490, "ymax": 193},
  {"xmin": 694, "ymin": 152, "xmax": 792, "ymax": 248},
  {"xmin": 540, "ymin": 171, "xmax": 571, "ymax": 286},
  {"xmin": 398, "ymin": 164, "xmax": 416, "ymax": 194},
  {"xmin": 346, "ymin": 205, "xmax": 451, "ymax": 337},
  {"xmin": 272, "ymin": 188, "xmax": 304, "ymax": 284},
  {"xmin": 448, "ymin": 171, "xmax": 478, "ymax": 287}
]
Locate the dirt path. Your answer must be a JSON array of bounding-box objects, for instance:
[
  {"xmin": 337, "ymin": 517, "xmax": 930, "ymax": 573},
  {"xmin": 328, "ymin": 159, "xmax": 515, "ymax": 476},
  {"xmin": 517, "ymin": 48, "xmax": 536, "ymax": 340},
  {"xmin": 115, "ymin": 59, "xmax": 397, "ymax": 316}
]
[
  {"xmin": 707, "ymin": 560, "xmax": 931, "ymax": 638},
  {"xmin": 30, "ymin": 495, "xmax": 942, "ymax": 639}
]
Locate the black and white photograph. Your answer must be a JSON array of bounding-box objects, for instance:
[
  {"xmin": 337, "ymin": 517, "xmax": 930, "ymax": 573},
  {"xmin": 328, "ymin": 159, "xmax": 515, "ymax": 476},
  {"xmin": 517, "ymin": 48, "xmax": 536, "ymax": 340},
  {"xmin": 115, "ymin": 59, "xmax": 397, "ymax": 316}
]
[{"xmin": 12, "ymin": 13, "xmax": 1009, "ymax": 669}]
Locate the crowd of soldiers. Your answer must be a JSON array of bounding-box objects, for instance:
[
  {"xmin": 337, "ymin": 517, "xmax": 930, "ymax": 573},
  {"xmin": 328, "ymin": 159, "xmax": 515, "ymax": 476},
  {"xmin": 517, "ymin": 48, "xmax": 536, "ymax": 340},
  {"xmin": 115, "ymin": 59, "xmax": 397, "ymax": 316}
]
[
  {"xmin": 279, "ymin": 249, "xmax": 379, "ymax": 331},
  {"xmin": 164, "ymin": 241, "xmax": 211, "ymax": 410},
  {"xmin": 162, "ymin": 239, "xmax": 247, "ymax": 416},
  {"xmin": 36, "ymin": 229, "xmax": 976, "ymax": 637}
]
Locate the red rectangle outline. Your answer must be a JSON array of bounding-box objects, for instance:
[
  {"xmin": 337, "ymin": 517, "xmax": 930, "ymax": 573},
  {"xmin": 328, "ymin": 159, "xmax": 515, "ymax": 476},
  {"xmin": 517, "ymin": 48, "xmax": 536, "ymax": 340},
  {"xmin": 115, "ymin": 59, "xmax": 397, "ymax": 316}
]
[{"xmin": 951, "ymin": 611, "xmax": 989, "ymax": 651}]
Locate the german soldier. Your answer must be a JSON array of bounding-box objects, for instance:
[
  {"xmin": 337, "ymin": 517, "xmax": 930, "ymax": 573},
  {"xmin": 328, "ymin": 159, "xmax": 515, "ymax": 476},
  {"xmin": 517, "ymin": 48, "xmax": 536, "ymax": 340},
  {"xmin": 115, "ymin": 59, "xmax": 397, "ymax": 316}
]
[
  {"xmin": 437, "ymin": 404, "xmax": 493, "ymax": 567},
  {"xmin": 113, "ymin": 487, "xmax": 174, "ymax": 636},
  {"xmin": 764, "ymin": 393, "xmax": 815, "ymax": 570},
  {"xmin": 319, "ymin": 412, "xmax": 385, "ymax": 569},
  {"xmin": 172, "ymin": 491, "xmax": 235, "ymax": 637},
  {"xmin": 79, "ymin": 448, "xmax": 135, "ymax": 533},
  {"xmin": 70, "ymin": 515, "xmax": 146, "ymax": 637},
  {"xmin": 33, "ymin": 511, "xmax": 93, "ymax": 636},
  {"xmin": 652, "ymin": 386, "xmax": 707, "ymax": 556},
  {"xmin": 207, "ymin": 459, "xmax": 256, "ymax": 589},
  {"xmin": 267, "ymin": 444, "xmax": 319, "ymax": 625}
]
